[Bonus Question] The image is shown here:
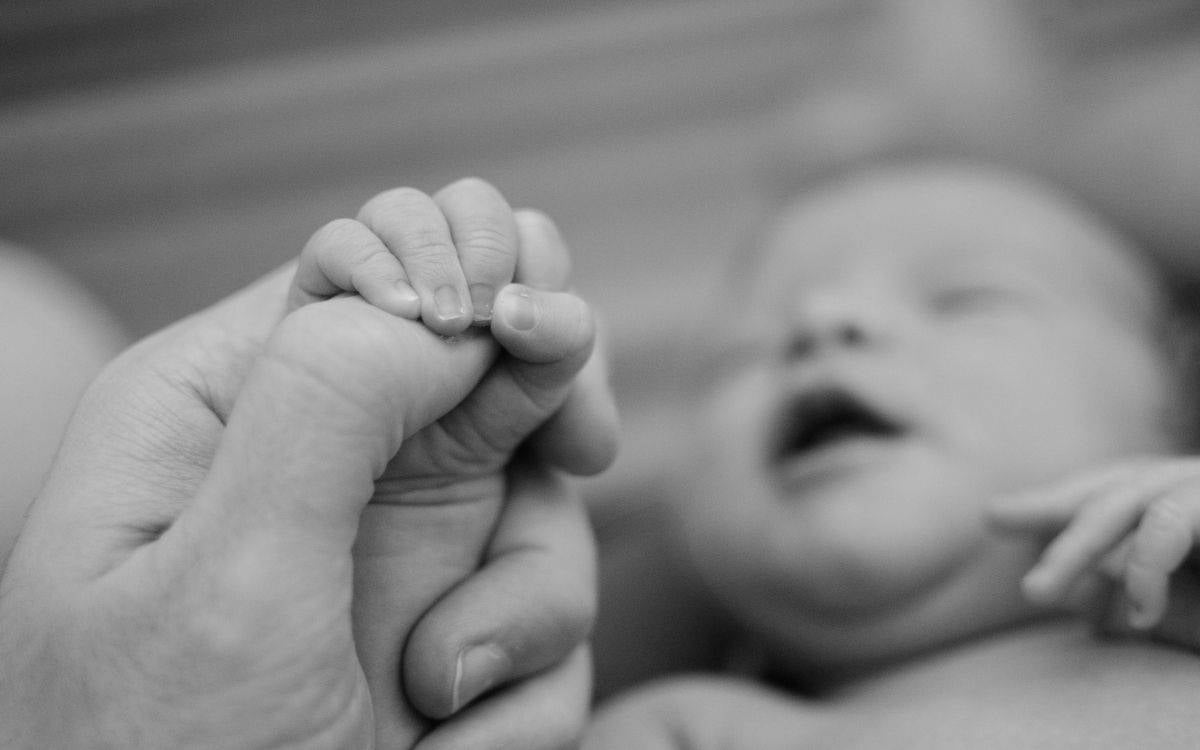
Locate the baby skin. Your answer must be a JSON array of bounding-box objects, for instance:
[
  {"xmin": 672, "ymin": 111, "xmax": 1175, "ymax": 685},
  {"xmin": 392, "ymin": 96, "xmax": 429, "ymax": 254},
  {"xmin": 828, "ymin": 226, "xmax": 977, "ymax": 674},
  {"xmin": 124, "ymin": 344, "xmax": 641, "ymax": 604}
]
[
  {"xmin": 991, "ymin": 456, "xmax": 1200, "ymax": 639},
  {"xmin": 587, "ymin": 163, "xmax": 1200, "ymax": 748},
  {"xmin": 286, "ymin": 178, "xmax": 615, "ymax": 747}
]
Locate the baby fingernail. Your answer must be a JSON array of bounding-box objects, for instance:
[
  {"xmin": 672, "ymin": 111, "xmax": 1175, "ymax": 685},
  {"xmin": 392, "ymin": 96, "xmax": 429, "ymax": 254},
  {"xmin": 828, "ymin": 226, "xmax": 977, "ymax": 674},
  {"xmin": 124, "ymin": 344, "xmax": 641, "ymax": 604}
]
[
  {"xmin": 434, "ymin": 285, "xmax": 468, "ymax": 323},
  {"xmin": 470, "ymin": 283, "xmax": 495, "ymax": 324},
  {"xmin": 452, "ymin": 644, "xmax": 510, "ymax": 712},
  {"xmin": 497, "ymin": 285, "xmax": 537, "ymax": 331},
  {"xmin": 393, "ymin": 283, "xmax": 421, "ymax": 313}
]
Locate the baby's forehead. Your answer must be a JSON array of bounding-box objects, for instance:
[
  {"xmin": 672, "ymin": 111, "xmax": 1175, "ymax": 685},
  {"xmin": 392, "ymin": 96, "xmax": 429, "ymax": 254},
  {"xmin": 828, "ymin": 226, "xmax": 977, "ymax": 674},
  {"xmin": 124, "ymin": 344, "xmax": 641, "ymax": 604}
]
[{"xmin": 754, "ymin": 165, "xmax": 1159, "ymax": 311}]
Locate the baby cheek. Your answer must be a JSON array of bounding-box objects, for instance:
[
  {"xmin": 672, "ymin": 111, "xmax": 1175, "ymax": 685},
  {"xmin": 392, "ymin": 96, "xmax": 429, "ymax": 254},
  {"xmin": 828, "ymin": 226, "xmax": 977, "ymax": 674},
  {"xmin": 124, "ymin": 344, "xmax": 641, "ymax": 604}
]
[
  {"xmin": 675, "ymin": 469, "xmax": 778, "ymax": 617},
  {"xmin": 929, "ymin": 364, "xmax": 1073, "ymax": 483},
  {"xmin": 1051, "ymin": 324, "xmax": 1173, "ymax": 449},
  {"xmin": 698, "ymin": 370, "xmax": 777, "ymax": 458},
  {"xmin": 681, "ymin": 380, "xmax": 783, "ymax": 571},
  {"xmin": 974, "ymin": 351, "xmax": 1163, "ymax": 483}
]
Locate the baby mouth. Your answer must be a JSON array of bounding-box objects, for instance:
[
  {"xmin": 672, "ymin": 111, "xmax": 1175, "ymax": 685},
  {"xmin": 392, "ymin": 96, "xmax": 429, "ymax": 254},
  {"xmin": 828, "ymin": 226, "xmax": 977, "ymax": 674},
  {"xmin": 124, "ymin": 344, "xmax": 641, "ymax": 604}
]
[{"xmin": 770, "ymin": 385, "xmax": 904, "ymax": 473}]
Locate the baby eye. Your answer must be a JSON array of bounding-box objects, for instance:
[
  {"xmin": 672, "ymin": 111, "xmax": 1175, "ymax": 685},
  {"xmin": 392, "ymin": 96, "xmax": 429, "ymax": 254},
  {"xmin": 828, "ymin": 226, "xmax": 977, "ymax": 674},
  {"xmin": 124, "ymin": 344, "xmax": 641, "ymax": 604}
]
[{"xmin": 927, "ymin": 285, "xmax": 1019, "ymax": 316}]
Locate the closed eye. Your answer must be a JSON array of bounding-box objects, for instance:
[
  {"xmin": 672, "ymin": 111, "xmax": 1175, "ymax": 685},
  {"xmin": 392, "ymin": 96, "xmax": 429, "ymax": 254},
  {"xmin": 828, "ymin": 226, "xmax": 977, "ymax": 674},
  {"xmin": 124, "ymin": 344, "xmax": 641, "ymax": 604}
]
[{"xmin": 927, "ymin": 285, "xmax": 1024, "ymax": 317}]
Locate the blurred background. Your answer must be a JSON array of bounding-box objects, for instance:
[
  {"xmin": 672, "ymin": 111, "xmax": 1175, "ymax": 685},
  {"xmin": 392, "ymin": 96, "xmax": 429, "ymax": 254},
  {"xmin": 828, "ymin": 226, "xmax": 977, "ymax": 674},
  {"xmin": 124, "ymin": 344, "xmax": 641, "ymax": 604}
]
[{"xmin": 5, "ymin": 0, "xmax": 1200, "ymax": 695}]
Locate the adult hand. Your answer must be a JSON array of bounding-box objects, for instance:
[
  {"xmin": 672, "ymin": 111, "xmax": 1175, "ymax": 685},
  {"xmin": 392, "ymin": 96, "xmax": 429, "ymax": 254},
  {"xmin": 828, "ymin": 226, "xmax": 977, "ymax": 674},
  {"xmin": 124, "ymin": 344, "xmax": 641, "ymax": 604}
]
[
  {"xmin": 0, "ymin": 228, "xmax": 612, "ymax": 748},
  {"xmin": 320, "ymin": 180, "xmax": 614, "ymax": 748}
]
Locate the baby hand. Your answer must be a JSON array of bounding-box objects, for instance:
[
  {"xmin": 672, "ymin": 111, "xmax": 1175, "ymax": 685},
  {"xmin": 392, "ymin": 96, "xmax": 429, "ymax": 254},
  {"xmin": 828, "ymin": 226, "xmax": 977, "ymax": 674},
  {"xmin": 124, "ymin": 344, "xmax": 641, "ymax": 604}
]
[
  {"xmin": 288, "ymin": 177, "xmax": 525, "ymax": 335},
  {"xmin": 286, "ymin": 176, "xmax": 611, "ymax": 483},
  {"xmin": 988, "ymin": 457, "xmax": 1200, "ymax": 632}
]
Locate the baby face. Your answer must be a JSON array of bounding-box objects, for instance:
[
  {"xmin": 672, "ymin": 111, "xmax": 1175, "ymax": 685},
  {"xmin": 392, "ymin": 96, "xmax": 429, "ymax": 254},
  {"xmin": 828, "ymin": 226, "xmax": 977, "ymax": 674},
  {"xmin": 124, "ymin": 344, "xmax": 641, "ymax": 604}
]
[{"xmin": 682, "ymin": 165, "xmax": 1175, "ymax": 674}]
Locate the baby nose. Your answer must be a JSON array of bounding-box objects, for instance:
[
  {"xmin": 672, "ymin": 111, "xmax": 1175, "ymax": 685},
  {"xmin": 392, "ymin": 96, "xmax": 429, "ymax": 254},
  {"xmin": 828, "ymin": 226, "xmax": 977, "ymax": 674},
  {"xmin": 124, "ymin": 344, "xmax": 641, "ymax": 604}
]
[{"xmin": 785, "ymin": 293, "xmax": 879, "ymax": 359}]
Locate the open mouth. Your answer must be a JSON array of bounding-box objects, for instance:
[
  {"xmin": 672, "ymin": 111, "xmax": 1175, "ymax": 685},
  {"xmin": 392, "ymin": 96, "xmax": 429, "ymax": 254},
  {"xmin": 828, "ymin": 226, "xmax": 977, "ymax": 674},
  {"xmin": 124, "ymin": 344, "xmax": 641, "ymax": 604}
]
[{"xmin": 770, "ymin": 385, "xmax": 904, "ymax": 465}]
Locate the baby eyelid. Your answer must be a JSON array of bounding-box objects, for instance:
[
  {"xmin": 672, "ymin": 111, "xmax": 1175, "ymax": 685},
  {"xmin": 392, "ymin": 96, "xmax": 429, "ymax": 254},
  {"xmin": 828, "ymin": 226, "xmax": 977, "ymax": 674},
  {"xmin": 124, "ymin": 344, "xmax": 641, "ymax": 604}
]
[{"xmin": 927, "ymin": 285, "xmax": 1015, "ymax": 315}]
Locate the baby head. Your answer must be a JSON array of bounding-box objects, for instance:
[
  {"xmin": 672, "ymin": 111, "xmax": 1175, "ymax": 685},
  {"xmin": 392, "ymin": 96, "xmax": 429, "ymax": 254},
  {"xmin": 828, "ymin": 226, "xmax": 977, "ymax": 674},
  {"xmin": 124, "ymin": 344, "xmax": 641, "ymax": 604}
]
[{"xmin": 678, "ymin": 161, "xmax": 1192, "ymax": 685}]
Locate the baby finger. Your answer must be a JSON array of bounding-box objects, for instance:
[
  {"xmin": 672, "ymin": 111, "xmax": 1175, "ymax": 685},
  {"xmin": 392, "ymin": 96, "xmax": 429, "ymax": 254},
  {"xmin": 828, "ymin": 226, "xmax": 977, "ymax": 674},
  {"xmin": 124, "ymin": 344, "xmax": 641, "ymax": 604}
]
[
  {"xmin": 358, "ymin": 187, "xmax": 473, "ymax": 335},
  {"xmin": 434, "ymin": 178, "xmax": 520, "ymax": 325},
  {"xmin": 289, "ymin": 218, "xmax": 420, "ymax": 316},
  {"xmin": 1124, "ymin": 491, "xmax": 1200, "ymax": 629},
  {"xmin": 1020, "ymin": 486, "xmax": 1156, "ymax": 606}
]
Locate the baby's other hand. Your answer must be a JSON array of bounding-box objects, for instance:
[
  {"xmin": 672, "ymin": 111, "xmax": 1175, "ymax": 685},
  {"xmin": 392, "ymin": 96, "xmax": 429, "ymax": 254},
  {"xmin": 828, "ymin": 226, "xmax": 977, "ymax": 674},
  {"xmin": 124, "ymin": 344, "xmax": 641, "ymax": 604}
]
[
  {"xmin": 988, "ymin": 457, "xmax": 1200, "ymax": 638},
  {"xmin": 288, "ymin": 177, "xmax": 520, "ymax": 336}
]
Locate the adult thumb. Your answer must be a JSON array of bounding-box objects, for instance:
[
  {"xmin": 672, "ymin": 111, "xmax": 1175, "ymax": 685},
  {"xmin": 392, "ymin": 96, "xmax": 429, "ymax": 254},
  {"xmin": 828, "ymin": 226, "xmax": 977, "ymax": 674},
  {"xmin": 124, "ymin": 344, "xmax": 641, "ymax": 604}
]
[{"xmin": 167, "ymin": 296, "xmax": 496, "ymax": 577}]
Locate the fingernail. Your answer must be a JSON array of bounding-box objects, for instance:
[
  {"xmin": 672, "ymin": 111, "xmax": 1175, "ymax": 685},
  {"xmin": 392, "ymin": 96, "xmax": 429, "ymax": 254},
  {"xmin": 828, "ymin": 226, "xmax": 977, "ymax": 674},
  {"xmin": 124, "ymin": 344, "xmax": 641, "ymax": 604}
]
[
  {"xmin": 469, "ymin": 283, "xmax": 495, "ymax": 324},
  {"xmin": 434, "ymin": 286, "xmax": 468, "ymax": 323},
  {"xmin": 392, "ymin": 283, "xmax": 421, "ymax": 315},
  {"xmin": 452, "ymin": 644, "xmax": 510, "ymax": 712},
  {"xmin": 497, "ymin": 285, "xmax": 537, "ymax": 331}
]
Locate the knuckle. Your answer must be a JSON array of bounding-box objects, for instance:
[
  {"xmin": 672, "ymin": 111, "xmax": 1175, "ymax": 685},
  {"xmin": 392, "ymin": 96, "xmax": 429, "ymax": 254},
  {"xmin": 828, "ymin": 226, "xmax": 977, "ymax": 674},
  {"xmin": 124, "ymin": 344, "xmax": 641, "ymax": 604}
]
[
  {"xmin": 391, "ymin": 223, "xmax": 453, "ymax": 254},
  {"xmin": 311, "ymin": 221, "xmax": 386, "ymax": 270},
  {"xmin": 400, "ymin": 237, "xmax": 461, "ymax": 275},
  {"xmin": 1144, "ymin": 497, "xmax": 1186, "ymax": 537},
  {"xmin": 456, "ymin": 218, "xmax": 515, "ymax": 263},
  {"xmin": 314, "ymin": 217, "xmax": 366, "ymax": 245},
  {"xmin": 354, "ymin": 250, "xmax": 402, "ymax": 279},
  {"xmin": 445, "ymin": 175, "xmax": 500, "ymax": 196},
  {"xmin": 360, "ymin": 186, "xmax": 431, "ymax": 217},
  {"xmin": 515, "ymin": 208, "xmax": 561, "ymax": 241},
  {"xmin": 170, "ymin": 558, "xmax": 287, "ymax": 667},
  {"xmin": 179, "ymin": 605, "xmax": 257, "ymax": 665},
  {"xmin": 358, "ymin": 188, "xmax": 444, "ymax": 236},
  {"xmin": 515, "ymin": 209, "xmax": 573, "ymax": 286},
  {"xmin": 304, "ymin": 218, "xmax": 367, "ymax": 260}
]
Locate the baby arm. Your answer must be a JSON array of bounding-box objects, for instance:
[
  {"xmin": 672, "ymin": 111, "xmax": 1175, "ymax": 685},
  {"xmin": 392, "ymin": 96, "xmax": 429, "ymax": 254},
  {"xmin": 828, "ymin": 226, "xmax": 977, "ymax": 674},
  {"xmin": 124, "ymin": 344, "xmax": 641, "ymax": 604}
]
[{"xmin": 989, "ymin": 457, "xmax": 1200, "ymax": 641}]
